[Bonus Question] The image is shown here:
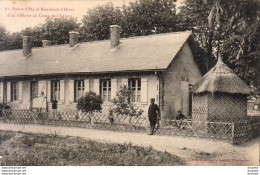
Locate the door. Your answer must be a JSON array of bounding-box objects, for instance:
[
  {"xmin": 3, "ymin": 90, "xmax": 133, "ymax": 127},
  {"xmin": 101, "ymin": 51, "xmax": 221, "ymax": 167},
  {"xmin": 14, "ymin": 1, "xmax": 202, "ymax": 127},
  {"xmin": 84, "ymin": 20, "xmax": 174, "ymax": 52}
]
[
  {"xmin": 38, "ymin": 81, "xmax": 47, "ymax": 110},
  {"xmin": 31, "ymin": 81, "xmax": 47, "ymax": 110},
  {"xmin": 31, "ymin": 81, "xmax": 39, "ymax": 109}
]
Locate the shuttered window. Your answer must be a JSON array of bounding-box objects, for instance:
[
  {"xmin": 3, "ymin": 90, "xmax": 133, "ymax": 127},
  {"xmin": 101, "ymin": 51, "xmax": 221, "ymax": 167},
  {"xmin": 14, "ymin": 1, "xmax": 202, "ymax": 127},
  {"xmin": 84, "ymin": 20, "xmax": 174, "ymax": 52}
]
[
  {"xmin": 74, "ymin": 80, "xmax": 84, "ymax": 102},
  {"xmin": 129, "ymin": 78, "xmax": 141, "ymax": 102},
  {"xmin": 31, "ymin": 81, "xmax": 38, "ymax": 98},
  {"xmin": 11, "ymin": 82, "xmax": 18, "ymax": 102},
  {"xmin": 51, "ymin": 81, "xmax": 60, "ymax": 101},
  {"xmin": 101, "ymin": 79, "xmax": 111, "ymax": 102}
]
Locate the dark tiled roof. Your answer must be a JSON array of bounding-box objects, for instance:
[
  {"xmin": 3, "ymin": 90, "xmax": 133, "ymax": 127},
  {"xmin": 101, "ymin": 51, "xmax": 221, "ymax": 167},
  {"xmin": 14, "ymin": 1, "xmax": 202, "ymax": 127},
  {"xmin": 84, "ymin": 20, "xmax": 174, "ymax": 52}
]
[{"xmin": 0, "ymin": 31, "xmax": 192, "ymax": 77}]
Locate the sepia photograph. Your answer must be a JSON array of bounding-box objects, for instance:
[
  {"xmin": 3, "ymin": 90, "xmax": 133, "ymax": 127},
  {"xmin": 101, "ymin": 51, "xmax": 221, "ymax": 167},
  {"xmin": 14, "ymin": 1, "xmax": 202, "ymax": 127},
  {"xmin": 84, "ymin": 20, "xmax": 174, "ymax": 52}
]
[{"xmin": 0, "ymin": 0, "xmax": 259, "ymax": 173}]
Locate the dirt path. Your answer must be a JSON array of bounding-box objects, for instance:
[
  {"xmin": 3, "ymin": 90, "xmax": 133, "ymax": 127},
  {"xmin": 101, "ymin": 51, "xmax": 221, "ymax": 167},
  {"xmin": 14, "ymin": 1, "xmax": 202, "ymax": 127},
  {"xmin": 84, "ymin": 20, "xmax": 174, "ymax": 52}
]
[{"xmin": 0, "ymin": 123, "xmax": 259, "ymax": 166}]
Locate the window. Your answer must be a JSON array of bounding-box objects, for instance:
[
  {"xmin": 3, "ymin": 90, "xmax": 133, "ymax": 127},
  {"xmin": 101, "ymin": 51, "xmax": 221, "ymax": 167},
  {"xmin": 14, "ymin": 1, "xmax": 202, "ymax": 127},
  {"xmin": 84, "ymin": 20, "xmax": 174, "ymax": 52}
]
[
  {"xmin": 11, "ymin": 82, "xmax": 18, "ymax": 102},
  {"xmin": 74, "ymin": 80, "xmax": 84, "ymax": 101},
  {"xmin": 129, "ymin": 78, "xmax": 141, "ymax": 102},
  {"xmin": 31, "ymin": 81, "xmax": 38, "ymax": 98},
  {"xmin": 101, "ymin": 79, "xmax": 111, "ymax": 102},
  {"xmin": 51, "ymin": 81, "xmax": 60, "ymax": 101}
]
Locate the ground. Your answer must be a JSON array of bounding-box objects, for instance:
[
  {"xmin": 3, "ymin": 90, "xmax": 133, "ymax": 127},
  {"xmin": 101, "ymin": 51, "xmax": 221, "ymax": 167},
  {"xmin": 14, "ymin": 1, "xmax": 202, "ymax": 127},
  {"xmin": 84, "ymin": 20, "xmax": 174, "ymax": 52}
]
[
  {"xmin": 0, "ymin": 123, "xmax": 259, "ymax": 166},
  {"xmin": 0, "ymin": 130, "xmax": 184, "ymax": 166}
]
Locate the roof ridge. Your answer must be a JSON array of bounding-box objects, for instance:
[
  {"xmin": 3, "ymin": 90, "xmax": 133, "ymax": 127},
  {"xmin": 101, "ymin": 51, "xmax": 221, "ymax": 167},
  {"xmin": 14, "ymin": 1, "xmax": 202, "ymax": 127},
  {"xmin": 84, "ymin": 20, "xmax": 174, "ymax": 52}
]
[
  {"xmin": 120, "ymin": 30, "xmax": 192, "ymax": 40},
  {"xmin": 0, "ymin": 30, "xmax": 192, "ymax": 52}
]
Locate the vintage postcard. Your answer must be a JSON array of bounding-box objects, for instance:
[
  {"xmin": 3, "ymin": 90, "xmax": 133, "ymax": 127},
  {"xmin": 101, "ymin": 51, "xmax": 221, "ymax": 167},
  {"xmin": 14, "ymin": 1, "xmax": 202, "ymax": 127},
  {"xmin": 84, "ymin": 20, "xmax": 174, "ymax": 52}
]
[{"xmin": 0, "ymin": 0, "xmax": 259, "ymax": 173}]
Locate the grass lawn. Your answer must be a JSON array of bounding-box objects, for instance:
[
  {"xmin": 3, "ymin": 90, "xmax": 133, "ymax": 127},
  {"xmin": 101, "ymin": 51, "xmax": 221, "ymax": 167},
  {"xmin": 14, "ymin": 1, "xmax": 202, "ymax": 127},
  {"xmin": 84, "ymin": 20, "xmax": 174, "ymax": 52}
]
[{"xmin": 0, "ymin": 130, "xmax": 185, "ymax": 166}]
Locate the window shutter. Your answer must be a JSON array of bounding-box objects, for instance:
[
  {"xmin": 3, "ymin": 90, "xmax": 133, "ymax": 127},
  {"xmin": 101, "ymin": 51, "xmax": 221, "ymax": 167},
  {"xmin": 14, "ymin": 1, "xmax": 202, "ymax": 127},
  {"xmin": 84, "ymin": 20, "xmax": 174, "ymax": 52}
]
[
  {"xmin": 47, "ymin": 81, "xmax": 51, "ymax": 102},
  {"xmin": 121, "ymin": 78, "xmax": 128, "ymax": 87},
  {"xmin": 38, "ymin": 81, "xmax": 47, "ymax": 97},
  {"xmin": 84, "ymin": 79, "xmax": 90, "ymax": 95},
  {"xmin": 111, "ymin": 79, "xmax": 117, "ymax": 100},
  {"xmin": 60, "ymin": 80, "xmax": 65, "ymax": 102},
  {"xmin": 181, "ymin": 81, "xmax": 189, "ymax": 116},
  {"xmin": 69, "ymin": 80, "xmax": 74, "ymax": 102},
  {"xmin": 0, "ymin": 82, "xmax": 3, "ymax": 103},
  {"xmin": 93, "ymin": 79, "xmax": 100, "ymax": 95},
  {"xmin": 7, "ymin": 82, "xmax": 11, "ymax": 102},
  {"xmin": 141, "ymin": 78, "xmax": 148, "ymax": 104},
  {"xmin": 18, "ymin": 81, "xmax": 23, "ymax": 102}
]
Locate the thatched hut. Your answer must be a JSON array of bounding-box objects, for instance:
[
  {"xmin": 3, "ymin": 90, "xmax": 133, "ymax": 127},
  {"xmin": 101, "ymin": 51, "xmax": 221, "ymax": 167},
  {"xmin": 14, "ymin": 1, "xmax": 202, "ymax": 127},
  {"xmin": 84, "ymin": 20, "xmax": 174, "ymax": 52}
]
[{"xmin": 191, "ymin": 56, "xmax": 251, "ymax": 132}]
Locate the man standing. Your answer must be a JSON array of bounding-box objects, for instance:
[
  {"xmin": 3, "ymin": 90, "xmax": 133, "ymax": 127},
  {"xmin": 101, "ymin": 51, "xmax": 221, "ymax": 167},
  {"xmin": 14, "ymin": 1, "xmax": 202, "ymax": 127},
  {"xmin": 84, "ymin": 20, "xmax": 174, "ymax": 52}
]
[{"xmin": 148, "ymin": 98, "xmax": 160, "ymax": 135}]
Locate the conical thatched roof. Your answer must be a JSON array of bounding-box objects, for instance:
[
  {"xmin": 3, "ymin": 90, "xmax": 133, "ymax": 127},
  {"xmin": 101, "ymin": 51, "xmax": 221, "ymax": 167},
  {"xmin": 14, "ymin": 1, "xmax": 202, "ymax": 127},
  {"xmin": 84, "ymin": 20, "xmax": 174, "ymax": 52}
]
[{"xmin": 191, "ymin": 56, "xmax": 252, "ymax": 95}]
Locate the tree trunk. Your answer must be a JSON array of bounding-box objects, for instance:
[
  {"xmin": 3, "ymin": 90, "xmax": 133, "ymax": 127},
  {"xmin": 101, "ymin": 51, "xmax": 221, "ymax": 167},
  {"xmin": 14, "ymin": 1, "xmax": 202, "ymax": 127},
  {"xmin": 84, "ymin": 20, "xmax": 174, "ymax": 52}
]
[{"xmin": 207, "ymin": 29, "xmax": 213, "ymax": 71}]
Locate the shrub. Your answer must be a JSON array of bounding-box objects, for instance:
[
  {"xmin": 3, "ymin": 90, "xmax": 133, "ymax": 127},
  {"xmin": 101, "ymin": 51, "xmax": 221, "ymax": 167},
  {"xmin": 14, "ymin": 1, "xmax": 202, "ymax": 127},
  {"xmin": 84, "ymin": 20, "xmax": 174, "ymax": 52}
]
[
  {"xmin": 76, "ymin": 91, "xmax": 103, "ymax": 126},
  {"xmin": 76, "ymin": 91, "xmax": 103, "ymax": 113},
  {"xmin": 0, "ymin": 103, "xmax": 11, "ymax": 117},
  {"xmin": 109, "ymin": 85, "xmax": 144, "ymax": 123}
]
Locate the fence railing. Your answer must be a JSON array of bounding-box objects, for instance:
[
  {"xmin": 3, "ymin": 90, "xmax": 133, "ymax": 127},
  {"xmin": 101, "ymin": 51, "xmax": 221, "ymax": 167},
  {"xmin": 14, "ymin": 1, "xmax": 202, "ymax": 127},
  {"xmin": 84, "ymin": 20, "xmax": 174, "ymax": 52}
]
[
  {"xmin": 232, "ymin": 116, "xmax": 260, "ymax": 144},
  {"xmin": 1, "ymin": 109, "xmax": 235, "ymax": 142},
  {"xmin": 247, "ymin": 110, "xmax": 260, "ymax": 116}
]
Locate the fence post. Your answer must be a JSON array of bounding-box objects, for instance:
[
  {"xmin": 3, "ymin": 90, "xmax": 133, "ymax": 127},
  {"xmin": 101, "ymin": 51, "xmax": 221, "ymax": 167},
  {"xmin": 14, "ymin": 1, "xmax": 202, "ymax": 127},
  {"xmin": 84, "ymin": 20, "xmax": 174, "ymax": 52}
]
[
  {"xmin": 2, "ymin": 110, "xmax": 6, "ymax": 123},
  {"xmin": 231, "ymin": 123, "xmax": 235, "ymax": 144}
]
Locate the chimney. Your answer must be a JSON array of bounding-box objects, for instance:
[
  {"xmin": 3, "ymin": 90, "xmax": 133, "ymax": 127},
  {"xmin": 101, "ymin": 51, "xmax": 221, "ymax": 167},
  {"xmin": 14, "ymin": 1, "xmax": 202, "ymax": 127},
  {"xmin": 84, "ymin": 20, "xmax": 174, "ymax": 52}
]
[
  {"xmin": 42, "ymin": 40, "xmax": 51, "ymax": 47},
  {"xmin": 69, "ymin": 31, "xmax": 79, "ymax": 47},
  {"xmin": 110, "ymin": 25, "xmax": 121, "ymax": 48},
  {"xmin": 22, "ymin": 36, "xmax": 32, "ymax": 57}
]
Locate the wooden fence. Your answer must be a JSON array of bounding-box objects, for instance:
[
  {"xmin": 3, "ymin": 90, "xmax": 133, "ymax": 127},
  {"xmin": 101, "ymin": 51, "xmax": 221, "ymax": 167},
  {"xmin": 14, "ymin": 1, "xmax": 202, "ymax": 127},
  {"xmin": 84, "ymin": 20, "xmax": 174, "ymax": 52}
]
[
  {"xmin": 1, "ymin": 109, "xmax": 256, "ymax": 144},
  {"xmin": 232, "ymin": 116, "xmax": 260, "ymax": 144}
]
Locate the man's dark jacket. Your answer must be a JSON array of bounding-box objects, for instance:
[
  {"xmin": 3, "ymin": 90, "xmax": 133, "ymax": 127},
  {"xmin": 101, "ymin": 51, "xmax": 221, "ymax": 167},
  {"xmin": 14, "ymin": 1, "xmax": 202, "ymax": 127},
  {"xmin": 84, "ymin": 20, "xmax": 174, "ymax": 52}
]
[{"xmin": 148, "ymin": 104, "xmax": 160, "ymax": 119}]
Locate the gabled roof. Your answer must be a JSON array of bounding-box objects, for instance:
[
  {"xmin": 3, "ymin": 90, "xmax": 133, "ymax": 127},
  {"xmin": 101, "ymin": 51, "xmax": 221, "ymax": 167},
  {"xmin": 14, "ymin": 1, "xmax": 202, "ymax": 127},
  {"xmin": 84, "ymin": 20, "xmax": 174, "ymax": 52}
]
[
  {"xmin": 191, "ymin": 56, "xmax": 251, "ymax": 95},
  {"xmin": 0, "ymin": 31, "xmax": 192, "ymax": 77}
]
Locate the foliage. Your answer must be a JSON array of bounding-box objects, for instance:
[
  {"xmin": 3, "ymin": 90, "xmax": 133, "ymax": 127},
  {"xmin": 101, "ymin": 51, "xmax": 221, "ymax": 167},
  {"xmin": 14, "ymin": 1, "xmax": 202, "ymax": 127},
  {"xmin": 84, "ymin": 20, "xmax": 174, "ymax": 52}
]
[
  {"xmin": 0, "ymin": 17, "xmax": 79, "ymax": 51},
  {"xmin": 76, "ymin": 91, "xmax": 103, "ymax": 114},
  {"xmin": 0, "ymin": 0, "xmax": 178, "ymax": 49},
  {"xmin": 0, "ymin": 25, "xmax": 8, "ymax": 51},
  {"xmin": 109, "ymin": 85, "xmax": 144, "ymax": 118},
  {"xmin": 41, "ymin": 17, "xmax": 80, "ymax": 45},
  {"xmin": 120, "ymin": 0, "xmax": 177, "ymax": 37},
  {"xmin": 0, "ymin": 103, "xmax": 11, "ymax": 116},
  {"xmin": 80, "ymin": 2, "xmax": 122, "ymax": 42},
  {"xmin": 80, "ymin": 0, "xmax": 178, "ymax": 40},
  {"xmin": 0, "ymin": 131, "xmax": 185, "ymax": 166},
  {"xmin": 177, "ymin": 0, "xmax": 260, "ymax": 94},
  {"xmin": 0, "ymin": 130, "xmax": 15, "ymax": 145}
]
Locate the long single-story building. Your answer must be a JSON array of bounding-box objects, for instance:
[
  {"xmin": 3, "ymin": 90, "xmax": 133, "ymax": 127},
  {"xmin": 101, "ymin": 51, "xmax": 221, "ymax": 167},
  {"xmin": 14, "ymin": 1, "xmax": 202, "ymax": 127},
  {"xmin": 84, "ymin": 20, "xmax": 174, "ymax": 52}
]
[{"xmin": 0, "ymin": 25, "xmax": 202, "ymax": 118}]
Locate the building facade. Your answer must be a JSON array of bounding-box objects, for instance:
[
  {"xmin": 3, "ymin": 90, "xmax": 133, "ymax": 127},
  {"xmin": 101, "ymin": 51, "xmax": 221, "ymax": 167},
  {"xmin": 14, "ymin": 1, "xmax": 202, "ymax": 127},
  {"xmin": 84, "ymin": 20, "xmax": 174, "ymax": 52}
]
[{"xmin": 0, "ymin": 25, "xmax": 202, "ymax": 118}]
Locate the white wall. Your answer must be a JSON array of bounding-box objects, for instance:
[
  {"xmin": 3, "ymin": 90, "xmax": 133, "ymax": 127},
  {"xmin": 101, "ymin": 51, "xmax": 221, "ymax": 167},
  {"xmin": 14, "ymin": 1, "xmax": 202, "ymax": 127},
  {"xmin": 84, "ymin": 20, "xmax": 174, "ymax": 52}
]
[{"xmin": 4, "ymin": 74, "xmax": 159, "ymax": 117}]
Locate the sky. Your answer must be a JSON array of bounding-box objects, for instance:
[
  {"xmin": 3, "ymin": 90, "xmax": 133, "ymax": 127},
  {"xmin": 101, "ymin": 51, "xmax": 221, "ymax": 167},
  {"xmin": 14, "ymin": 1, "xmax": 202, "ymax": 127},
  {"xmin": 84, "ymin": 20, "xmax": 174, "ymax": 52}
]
[{"xmin": 0, "ymin": 0, "xmax": 184, "ymax": 33}]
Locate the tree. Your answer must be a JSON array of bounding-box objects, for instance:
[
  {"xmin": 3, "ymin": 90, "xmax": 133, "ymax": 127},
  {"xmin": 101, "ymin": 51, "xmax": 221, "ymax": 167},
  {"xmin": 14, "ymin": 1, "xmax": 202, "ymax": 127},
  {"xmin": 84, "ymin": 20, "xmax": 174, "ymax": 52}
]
[
  {"xmin": 121, "ymin": 0, "xmax": 177, "ymax": 37},
  {"xmin": 80, "ymin": 0, "xmax": 178, "ymax": 40},
  {"xmin": 21, "ymin": 26, "xmax": 43, "ymax": 47},
  {"xmin": 0, "ymin": 25, "xmax": 8, "ymax": 51},
  {"xmin": 177, "ymin": 0, "xmax": 260, "ymax": 94},
  {"xmin": 4, "ymin": 32, "xmax": 22, "ymax": 50},
  {"xmin": 41, "ymin": 17, "xmax": 80, "ymax": 45},
  {"xmin": 109, "ymin": 85, "xmax": 144, "ymax": 124},
  {"xmin": 80, "ymin": 2, "xmax": 123, "ymax": 42},
  {"xmin": 0, "ymin": 17, "xmax": 80, "ymax": 51}
]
